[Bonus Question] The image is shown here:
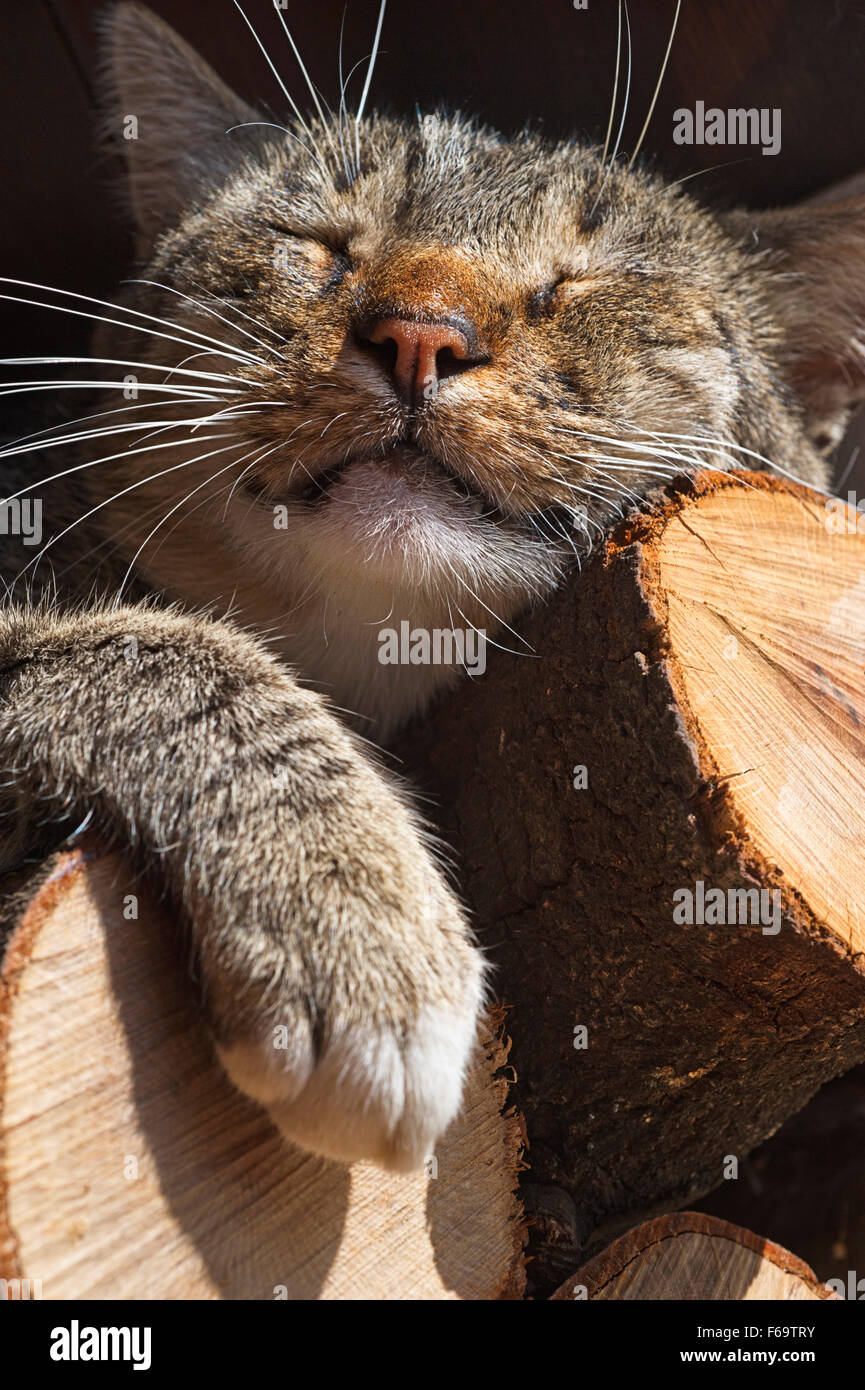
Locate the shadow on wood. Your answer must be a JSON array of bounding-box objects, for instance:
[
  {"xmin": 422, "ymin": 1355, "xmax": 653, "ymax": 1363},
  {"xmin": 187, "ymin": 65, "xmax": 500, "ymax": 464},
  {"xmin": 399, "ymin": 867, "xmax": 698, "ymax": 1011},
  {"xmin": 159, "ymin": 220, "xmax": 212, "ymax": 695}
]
[{"xmin": 0, "ymin": 848, "xmax": 525, "ymax": 1300}]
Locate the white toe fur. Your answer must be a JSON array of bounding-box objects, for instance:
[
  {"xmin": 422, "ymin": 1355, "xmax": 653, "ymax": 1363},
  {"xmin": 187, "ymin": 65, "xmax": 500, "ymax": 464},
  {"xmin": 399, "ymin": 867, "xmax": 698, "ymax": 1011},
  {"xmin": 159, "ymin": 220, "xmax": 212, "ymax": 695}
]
[{"xmin": 218, "ymin": 980, "xmax": 482, "ymax": 1170}]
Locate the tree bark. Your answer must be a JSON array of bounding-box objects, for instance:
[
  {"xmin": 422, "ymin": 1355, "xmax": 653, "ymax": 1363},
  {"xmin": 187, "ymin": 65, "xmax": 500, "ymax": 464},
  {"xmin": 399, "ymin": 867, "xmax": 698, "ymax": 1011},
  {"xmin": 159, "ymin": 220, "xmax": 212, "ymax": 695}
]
[
  {"xmin": 697, "ymin": 1062, "xmax": 865, "ymax": 1292},
  {"xmin": 398, "ymin": 470, "xmax": 865, "ymax": 1275}
]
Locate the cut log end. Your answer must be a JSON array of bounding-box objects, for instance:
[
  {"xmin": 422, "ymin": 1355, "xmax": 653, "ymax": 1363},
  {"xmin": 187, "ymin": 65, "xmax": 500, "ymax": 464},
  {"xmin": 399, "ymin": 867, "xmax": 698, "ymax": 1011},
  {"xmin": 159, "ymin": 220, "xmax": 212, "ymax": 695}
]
[
  {"xmin": 0, "ymin": 847, "xmax": 526, "ymax": 1300},
  {"xmin": 625, "ymin": 472, "xmax": 865, "ymax": 954},
  {"xmin": 550, "ymin": 1212, "xmax": 839, "ymax": 1301}
]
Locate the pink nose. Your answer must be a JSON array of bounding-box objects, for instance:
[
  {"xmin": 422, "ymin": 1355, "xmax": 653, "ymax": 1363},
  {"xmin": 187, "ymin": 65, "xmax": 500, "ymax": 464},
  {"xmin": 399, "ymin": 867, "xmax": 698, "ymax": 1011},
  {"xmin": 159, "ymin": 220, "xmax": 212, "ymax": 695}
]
[{"xmin": 360, "ymin": 316, "xmax": 483, "ymax": 406}]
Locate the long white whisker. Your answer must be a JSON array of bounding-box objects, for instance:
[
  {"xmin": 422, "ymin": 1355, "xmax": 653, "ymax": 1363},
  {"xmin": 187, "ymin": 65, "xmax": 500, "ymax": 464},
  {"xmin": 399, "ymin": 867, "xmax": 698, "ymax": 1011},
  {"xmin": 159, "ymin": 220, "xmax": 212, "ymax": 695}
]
[
  {"xmin": 189, "ymin": 399, "xmax": 282, "ymax": 433},
  {"xmin": 0, "ymin": 277, "xmax": 266, "ymax": 365},
  {"xmin": 134, "ymin": 403, "xmax": 269, "ymax": 449},
  {"xmin": 627, "ymin": 425, "xmax": 827, "ymax": 489},
  {"xmin": 0, "ymin": 380, "xmax": 231, "ymax": 400},
  {"xmin": 271, "ymin": 2, "xmax": 343, "ymax": 173},
  {"xmin": 551, "ymin": 426, "xmax": 766, "ymax": 495},
  {"xmin": 545, "ymin": 455, "xmax": 642, "ymax": 504},
  {"xmin": 354, "ymin": 0, "xmax": 387, "ymax": 174},
  {"xmin": 552, "ymin": 429, "xmax": 695, "ymax": 461},
  {"xmin": 18, "ymin": 439, "xmax": 244, "ymax": 589},
  {"xmin": 341, "ymin": 52, "xmax": 375, "ymax": 174},
  {"xmin": 272, "ymin": 3, "xmax": 329, "ymax": 128},
  {"xmin": 2, "ymin": 355, "xmax": 247, "ymax": 385},
  {"xmin": 231, "ymin": 1, "xmax": 327, "ymax": 171},
  {"xmin": 591, "ymin": 0, "xmax": 631, "ymax": 215},
  {"xmin": 224, "ymin": 121, "xmax": 328, "ymax": 179},
  {"xmin": 628, "ymin": 0, "xmax": 682, "ymax": 170},
  {"xmin": 0, "ymin": 416, "xmax": 248, "ymax": 462},
  {"xmin": 553, "ymin": 424, "xmax": 720, "ymax": 466},
  {"xmin": 532, "ymin": 505, "xmax": 587, "ymax": 556},
  {"xmin": 319, "ymin": 411, "xmax": 349, "ymax": 438},
  {"xmin": 664, "ymin": 157, "xmax": 753, "ymax": 192},
  {"xmin": 124, "ymin": 279, "xmax": 278, "ymax": 357},
  {"xmin": 0, "ymin": 394, "xmax": 224, "ymax": 453},
  {"xmin": 556, "ymin": 453, "xmax": 680, "ymax": 474},
  {"xmin": 452, "ymin": 596, "xmax": 538, "ymax": 661},
  {"xmin": 0, "ymin": 294, "xmax": 259, "ymax": 370},
  {"xmin": 197, "ymin": 288, "xmax": 283, "ymax": 343},
  {"xmin": 223, "ymin": 439, "xmax": 285, "ymax": 514},
  {"xmin": 452, "ymin": 575, "xmax": 536, "ymax": 651},
  {"xmin": 609, "ymin": 0, "xmax": 632, "ymax": 170},
  {"xmin": 549, "ymin": 438, "xmax": 717, "ymax": 486},
  {"xmin": 116, "ymin": 440, "xmax": 277, "ymax": 600},
  {"xmin": 600, "ymin": 0, "xmax": 622, "ymax": 167},
  {"xmin": 50, "ymin": 484, "xmax": 207, "ymax": 586},
  {"xmin": 0, "ymin": 433, "xmax": 239, "ymax": 506},
  {"xmin": 438, "ymin": 597, "xmax": 469, "ymax": 678},
  {"xmin": 337, "ymin": 7, "xmax": 353, "ymax": 185}
]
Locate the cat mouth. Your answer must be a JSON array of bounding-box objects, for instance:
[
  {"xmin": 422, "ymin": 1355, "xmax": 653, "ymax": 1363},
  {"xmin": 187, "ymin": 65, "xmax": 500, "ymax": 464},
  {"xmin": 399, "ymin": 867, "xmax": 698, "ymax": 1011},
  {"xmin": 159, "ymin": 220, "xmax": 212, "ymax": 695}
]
[
  {"xmin": 270, "ymin": 446, "xmax": 577, "ymax": 548},
  {"xmin": 283, "ymin": 449, "xmax": 580, "ymax": 548},
  {"xmin": 291, "ymin": 446, "xmax": 505, "ymax": 519}
]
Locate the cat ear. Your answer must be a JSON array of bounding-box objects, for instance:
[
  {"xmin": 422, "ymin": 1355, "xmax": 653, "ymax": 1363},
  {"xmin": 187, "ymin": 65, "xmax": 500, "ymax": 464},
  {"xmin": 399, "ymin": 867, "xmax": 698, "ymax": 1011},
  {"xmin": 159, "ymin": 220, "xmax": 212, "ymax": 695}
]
[
  {"xmin": 100, "ymin": 2, "xmax": 263, "ymax": 247},
  {"xmin": 728, "ymin": 192, "xmax": 865, "ymax": 453}
]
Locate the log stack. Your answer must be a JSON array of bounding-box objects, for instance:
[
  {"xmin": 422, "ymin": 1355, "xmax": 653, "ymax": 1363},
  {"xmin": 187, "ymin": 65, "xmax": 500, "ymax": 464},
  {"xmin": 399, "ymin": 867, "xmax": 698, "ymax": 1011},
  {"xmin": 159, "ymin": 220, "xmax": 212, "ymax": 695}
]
[
  {"xmin": 550, "ymin": 1212, "xmax": 838, "ymax": 1301},
  {"xmin": 3, "ymin": 469, "xmax": 865, "ymax": 1299},
  {"xmin": 399, "ymin": 470, "xmax": 865, "ymax": 1279}
]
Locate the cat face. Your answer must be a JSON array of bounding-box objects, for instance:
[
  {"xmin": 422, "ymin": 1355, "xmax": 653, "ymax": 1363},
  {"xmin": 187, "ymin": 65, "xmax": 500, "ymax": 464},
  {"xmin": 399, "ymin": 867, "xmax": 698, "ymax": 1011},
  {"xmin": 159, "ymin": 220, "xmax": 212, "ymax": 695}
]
[
  {"xmin": 138, "ymin": 118, "xmax": 753, "ymax": 594},
  {"xmin": 86, "ymin": 5, "xmax": 864, "ymax": 726}
]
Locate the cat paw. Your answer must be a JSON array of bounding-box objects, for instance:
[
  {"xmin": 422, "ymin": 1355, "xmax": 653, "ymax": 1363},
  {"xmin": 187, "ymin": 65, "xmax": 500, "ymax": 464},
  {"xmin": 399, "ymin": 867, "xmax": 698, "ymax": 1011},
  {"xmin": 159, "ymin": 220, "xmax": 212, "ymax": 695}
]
[
  {"xmin": 213, "ymin": 842, "xmax": 485, "ymax": 1170},
  {"xmin": 218, "ymin": 983, "xmax": 482, "ymax": 1171}
]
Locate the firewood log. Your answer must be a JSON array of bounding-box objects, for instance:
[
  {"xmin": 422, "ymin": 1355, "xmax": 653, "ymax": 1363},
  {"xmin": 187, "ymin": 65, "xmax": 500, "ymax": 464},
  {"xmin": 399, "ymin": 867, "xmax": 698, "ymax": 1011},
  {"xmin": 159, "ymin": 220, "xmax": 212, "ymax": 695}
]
[
  {"xmin": 398, "ymin": 470, "xmax": 865, "ymax": 1268},
  {"xmin": 549, "ymin": 1212, "xmax": 837, "ymax": 1300},
  {"xmin": 0, "ymin": 848, "xmax": 525, "ymax": 1300}
]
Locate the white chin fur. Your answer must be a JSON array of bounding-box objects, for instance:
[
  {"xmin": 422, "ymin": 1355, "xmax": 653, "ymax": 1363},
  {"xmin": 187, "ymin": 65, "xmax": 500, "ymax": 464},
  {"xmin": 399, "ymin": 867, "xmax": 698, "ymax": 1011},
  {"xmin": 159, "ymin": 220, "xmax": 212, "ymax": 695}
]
[
  {"xmin": 222, "ymin": 457, "xmax": 564, "ymax": 734},
  {"xmin": 305, "ymin": 457, "xmax": 502, "ymax": 589}
]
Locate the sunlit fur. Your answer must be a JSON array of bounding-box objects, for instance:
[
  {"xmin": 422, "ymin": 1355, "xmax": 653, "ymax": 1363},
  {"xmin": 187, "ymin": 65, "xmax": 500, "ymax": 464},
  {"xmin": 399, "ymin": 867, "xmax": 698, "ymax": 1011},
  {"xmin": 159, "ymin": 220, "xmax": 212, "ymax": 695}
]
[
  {"xmin": 0, "ymin": 1, "xmax": 861, "ymax": 1172},
  {"xmin": 3, "ymin": 3, "xmax": 848, "ymax": 736}
]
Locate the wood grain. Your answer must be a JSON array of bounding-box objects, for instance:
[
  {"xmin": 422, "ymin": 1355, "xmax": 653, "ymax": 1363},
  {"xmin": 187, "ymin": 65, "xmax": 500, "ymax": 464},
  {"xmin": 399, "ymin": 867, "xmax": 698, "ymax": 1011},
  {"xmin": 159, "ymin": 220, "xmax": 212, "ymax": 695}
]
[
  {"xmin": 0, "ymin": 848, "xmax": 525, "ymax": 1300},
  {"xmin": 654, "ymin": 482, "xmax": 865, "ymax": 952},
  {"xmin": 550, "ymin": 1212, "xmax": 838, "ymax": 1301}
]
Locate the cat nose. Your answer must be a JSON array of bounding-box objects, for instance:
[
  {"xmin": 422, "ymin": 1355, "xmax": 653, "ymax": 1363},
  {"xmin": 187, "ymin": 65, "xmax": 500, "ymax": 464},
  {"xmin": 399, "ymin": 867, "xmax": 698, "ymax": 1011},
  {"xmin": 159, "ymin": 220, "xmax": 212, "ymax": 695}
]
[{"xmin": 357, "ymin": 316, "xmax": 486, "ymax": 407}]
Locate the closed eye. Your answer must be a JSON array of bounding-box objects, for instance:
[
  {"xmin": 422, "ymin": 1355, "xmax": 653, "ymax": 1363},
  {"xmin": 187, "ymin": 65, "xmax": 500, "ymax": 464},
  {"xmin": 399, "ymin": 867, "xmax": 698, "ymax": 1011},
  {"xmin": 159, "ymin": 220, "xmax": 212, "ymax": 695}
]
[
  {"xmin": 263, "ymin": 220, "xmax": 350, "ymax": 262},
  {"xmin": 528, "ymin": 278, "xmax": 567, "ymax": 317},
  {"xmin": 528, "ymin": 274, "xmax": 595, "ymax": 318}
]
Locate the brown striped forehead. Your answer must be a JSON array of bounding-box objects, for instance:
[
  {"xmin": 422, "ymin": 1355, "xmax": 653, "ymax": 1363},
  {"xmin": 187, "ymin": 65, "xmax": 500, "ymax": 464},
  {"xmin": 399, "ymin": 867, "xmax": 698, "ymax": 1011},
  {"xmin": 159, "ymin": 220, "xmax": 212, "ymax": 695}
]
[{"xmin": 350, "ymin": 243, "xmax": 515, "ymax": 345}]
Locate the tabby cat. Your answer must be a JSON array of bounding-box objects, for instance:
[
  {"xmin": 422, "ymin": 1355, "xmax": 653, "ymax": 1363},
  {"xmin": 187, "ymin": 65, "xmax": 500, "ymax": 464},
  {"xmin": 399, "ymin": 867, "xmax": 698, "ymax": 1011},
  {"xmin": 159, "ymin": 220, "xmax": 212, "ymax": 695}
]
[{"xmin": 0, "ymin": 1, "xmax": 857, "ymax": 1169}]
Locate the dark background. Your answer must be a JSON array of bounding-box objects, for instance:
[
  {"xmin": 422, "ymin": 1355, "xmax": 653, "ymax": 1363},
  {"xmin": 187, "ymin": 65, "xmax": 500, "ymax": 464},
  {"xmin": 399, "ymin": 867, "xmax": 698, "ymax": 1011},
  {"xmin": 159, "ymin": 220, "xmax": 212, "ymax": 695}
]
[{"xmin": 5, "ymin": 0, "xmax": 865, "ymax": 1287}]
